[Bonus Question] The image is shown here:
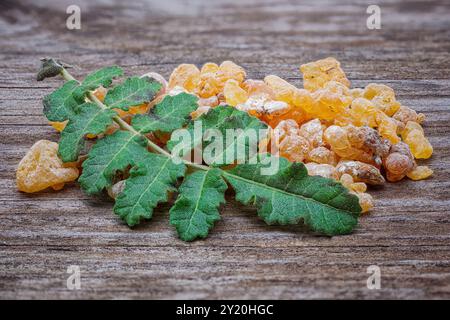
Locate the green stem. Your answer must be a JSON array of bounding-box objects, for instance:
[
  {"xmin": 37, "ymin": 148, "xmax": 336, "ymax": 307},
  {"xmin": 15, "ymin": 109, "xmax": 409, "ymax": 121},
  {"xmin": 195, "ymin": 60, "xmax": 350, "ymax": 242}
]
[{"xmin": 60, "ymin": 67, "xmax": 209, "ymax": 172}]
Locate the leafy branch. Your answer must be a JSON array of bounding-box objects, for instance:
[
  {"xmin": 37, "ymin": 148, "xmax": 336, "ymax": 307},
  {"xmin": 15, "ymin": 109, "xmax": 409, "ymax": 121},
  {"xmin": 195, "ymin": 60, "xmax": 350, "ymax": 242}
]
[{"xmin": 38, "ymin": 58, "xmax": 361, "ymax": 241}]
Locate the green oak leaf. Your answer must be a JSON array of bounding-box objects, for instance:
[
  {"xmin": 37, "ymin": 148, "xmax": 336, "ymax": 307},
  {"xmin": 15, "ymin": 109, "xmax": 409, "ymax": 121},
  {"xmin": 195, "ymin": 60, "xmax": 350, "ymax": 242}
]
[
  {"xmin": 167, "ymin": 105, "xmax": 267, "ymax": 167},
  {"xmin": 78, "ymin": 130, "xmax": 150, "ymax": 194},
  {"xmin": 170, "ymin": 169, "xmax": 227, "ymax": 241},
  {"xmin": 104, "ymin": 76, "xmax": 162, "ymax": 110},
  {"xmin": 43, "ymin": 80, "xmax": 80, "ymax": 122},
  {"xmin": 73, "ymin": 66, "xmax": 123, "ymax": 100},
  {"xmin": 224, "ymin": 154, "xmax": 361, "ymax": 235},
  {"xmin": 131, "ymin": 93, "xmax": 198, "ymax": 133},
  {"xmin": 114, "ymin": 153, "xmax": 186, "ymax": 226},
  {"xmin": 58, "ymin": 102, "xmax": 117, "ymax": 162}
]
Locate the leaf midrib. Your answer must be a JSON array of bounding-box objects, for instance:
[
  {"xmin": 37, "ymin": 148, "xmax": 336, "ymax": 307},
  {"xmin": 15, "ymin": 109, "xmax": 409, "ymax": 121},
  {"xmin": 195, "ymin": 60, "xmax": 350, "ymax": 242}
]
[
  {"xmin": 185, "ymin": 171, "xmax": 209, "ymax": 237},
  {"xmin": 107, "ymin": 79, "xmax": 159, "ymax": 109},
  {"xmin": 82, "ymin": 69, "xmax": 119, "ymax": 88},
  {"xmin": 47, "ymin": 81, "xmax": 77, "ymax": 119},
  {"xmin": 88, "ymin": 132, "xmax": 139, "ymax": 189},
  {"xmin": 66, "ymin": 106, "xmax": 111, "ymax": 156},
  {"xmin": 140, "ymin": 101, "xmax": 181, "ymax": 131},
  {"xmin": 221, "ymin": 170, "xmax": 357, "ymax": 216},
  {"xmin": 185, "ymin": 107, "xmax": 265, "ymax": 161},
  {"xmin": 128, "ymin": 157, "xmax": 172, "ymax": 217}
]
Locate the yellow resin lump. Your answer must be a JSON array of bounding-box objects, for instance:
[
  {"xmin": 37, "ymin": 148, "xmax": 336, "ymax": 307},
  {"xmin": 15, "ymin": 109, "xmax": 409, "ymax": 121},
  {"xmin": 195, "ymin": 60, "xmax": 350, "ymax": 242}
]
[
  {"xmin": 300, "ymin": 57, "xmax": 351, "ymax": 92},
  {"xmin": 17, "ymin": 140, "xmax": 79, "ymax": 193}
]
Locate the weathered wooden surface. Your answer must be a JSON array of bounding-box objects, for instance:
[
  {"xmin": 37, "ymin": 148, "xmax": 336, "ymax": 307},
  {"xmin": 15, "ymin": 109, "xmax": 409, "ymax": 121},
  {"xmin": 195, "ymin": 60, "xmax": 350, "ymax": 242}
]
[{"xmin": 0, "ymin": 0, "xmax": 449, "ymax": 299}]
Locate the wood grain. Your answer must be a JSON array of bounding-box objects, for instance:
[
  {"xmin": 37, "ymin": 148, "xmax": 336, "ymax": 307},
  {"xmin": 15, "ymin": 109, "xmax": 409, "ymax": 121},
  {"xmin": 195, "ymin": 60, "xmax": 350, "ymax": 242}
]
[{"xmin": 0, "ymin": 0, "xmax": 449, "ymax": 299}]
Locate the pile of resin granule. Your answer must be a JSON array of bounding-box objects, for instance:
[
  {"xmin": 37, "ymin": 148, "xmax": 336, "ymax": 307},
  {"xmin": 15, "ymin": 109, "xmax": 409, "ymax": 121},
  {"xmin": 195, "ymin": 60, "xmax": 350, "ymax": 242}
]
[
  {"xmin": 165, "ymin": 57, "xmax": 433, "ymax": 212},
  {"xmin": 18, "ymin": 57, "xmax": 434, "ymax": 214}
]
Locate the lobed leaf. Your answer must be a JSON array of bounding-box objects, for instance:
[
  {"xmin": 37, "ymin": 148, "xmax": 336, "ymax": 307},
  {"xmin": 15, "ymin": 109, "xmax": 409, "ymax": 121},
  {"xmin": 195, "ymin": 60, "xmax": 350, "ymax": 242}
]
[
  {"xmin": 78, "ymin": 130, "xmax": 150, "ymax": 194},
  {"xmin": 132, "ymin": 93, "xmax": 198, "ymax": 133},
  {"xmin": 73, "ymin": 66, "xmax": 123, "ymax": 100},
  {"xmin": 43, "ymin": 80, "xmax": 80, "ymax": 122},
  {"xmin": 58, "ymin": 102, "xmax": 117, "ymax": 162},
  {"xmin": 114, "ymin": 153, "xmax": 186, "ymax": 226},
  {"xmin": 224, "ymin": 154, "xmax": 361, "ymax": 235},
  {"xmin": 104, "ymin": 76, "xmax": 162, "ymax": 110},
  {"xmin": 167, "ymin": 105, "xmax": 267, "ymax": 166},
  {"xmin": 170, "ymin": 169, "xmax": 227, "ymax": 241}
]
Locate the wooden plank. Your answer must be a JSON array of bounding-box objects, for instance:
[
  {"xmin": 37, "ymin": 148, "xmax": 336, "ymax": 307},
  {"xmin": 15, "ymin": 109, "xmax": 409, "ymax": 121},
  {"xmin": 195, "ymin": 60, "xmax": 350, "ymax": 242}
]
[{"xmin": 0, "ymin": 0, "xmax": 449, "ymax": 299}]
